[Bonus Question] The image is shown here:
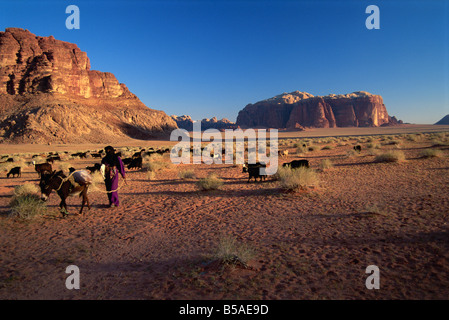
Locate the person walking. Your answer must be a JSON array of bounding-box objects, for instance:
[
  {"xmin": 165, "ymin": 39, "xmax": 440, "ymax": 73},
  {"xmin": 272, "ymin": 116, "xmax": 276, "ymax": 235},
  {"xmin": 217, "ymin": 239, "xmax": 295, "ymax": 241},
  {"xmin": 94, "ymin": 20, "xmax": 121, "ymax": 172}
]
[{"xmin": 101, "ymin": 146, "xmax": 126, "ymax": 207}]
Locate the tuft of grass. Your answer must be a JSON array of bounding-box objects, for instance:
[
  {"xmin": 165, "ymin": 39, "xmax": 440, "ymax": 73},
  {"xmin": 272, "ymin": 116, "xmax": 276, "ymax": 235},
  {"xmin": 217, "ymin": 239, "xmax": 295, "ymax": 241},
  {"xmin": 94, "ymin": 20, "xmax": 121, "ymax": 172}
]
[
  {"xmin": 419, "ymin": 148, "xmax": 443, "ymax": 158},
  {"xmin": 367, "ymin": 143, "xmax": 381, "ymax": 149},
  {"xmin": 9, "ymin": 183, "xmax": 47, "ymax": 219},
  {"xmin": 319, "ymin": 159, "xmax": 333, "ymax": 170},
  {"xmin": 375, "ymin": 150, "xmax": 406, "ymax": 163},
  {"xmin": 196, "ymin": 173, "xmax": 223, "ymax": 191},
  {"xmin": 214, "ymin": 235, "xmax": 256, "ymax": 268},
  {"xmin": 275, "ymin": 166, "xmax": 319, "ymax": 192},
  {"xmin": 178, "ymin": 169, "xmax": 196, "ymax": 180}
]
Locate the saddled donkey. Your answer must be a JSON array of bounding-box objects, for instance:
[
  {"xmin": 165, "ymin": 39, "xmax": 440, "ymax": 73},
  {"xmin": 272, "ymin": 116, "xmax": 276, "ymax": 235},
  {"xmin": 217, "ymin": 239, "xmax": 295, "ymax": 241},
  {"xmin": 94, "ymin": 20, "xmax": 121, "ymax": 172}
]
[{"xmin": 39, "ymin": 170, "xmax": 91, "ymax": 217}]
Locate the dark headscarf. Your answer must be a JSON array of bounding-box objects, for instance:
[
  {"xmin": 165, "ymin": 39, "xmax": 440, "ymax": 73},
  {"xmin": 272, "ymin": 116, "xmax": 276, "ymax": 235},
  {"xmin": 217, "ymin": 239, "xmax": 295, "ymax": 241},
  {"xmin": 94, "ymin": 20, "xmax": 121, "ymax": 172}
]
[{"xmin": 103, "ymin": 145, "xmax": 119, "ymax": 167}]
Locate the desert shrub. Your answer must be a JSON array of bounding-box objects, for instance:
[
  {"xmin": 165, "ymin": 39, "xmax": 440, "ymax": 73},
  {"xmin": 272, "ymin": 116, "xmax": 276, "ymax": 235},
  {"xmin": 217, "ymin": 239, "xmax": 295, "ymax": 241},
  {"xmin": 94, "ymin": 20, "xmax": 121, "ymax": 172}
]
[
  {"xmin": 142, "ymin": 159, "xmax": 173, "ymax": 172},
  {"xmin": 319, "ymin": 159, "xmax": 333, "ymax": 170},
  {"xmin": 0, "ymin": 162, "xmax": 15, "ymax": 173},
  {"xmin": 196, "ymin": 173, "xmax": 223, "ymax": 191},
  {"xmin": 9, "ymin": 183, "xmax": 47, "ymax": 219},
  {"xmin": 214, "ymin": 235, "xmax": 255, "ymax": 268},
  {"xmin": 296, "ymin": 146, "xmax": 308, "ymax": 154},
  {"xmin": 143, "ymin": 161, "xmax": 163, "ymax": 172},
  {"xmin": 367, "ymin": 143, "xmax": 380, "ymax": 149},
  {"xmin": 431, "ymin": 139, "xmax": 448, "ymax": 147},
  {"xmin": 375, "ymin": 150, "xmax": 406, "ymax": 163},
  {"xmin": 382, "ymin": 140, "xmax": 401, "ymax": 146},
  {"xmin": 419, "ymin": 148, "xmax": 443, "ymax": 158},
  {"xmin": 178, "ymin": 169, "xmax": 196, "ymax": 180},
  {"xmin": 275, "ymin": 166, "xmax": 319, "ymax": 191},
  {"xmin": 321, "ymin": 145, "xmax": 333, "ymax": 150}
]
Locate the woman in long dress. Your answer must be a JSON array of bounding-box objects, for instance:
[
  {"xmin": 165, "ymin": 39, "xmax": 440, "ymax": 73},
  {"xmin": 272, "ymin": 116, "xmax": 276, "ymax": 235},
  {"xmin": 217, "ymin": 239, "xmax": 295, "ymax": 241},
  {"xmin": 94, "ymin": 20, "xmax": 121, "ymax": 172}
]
[{"xmin": 101, "ymin": 146, "xmax": 126, "ymax": 207}]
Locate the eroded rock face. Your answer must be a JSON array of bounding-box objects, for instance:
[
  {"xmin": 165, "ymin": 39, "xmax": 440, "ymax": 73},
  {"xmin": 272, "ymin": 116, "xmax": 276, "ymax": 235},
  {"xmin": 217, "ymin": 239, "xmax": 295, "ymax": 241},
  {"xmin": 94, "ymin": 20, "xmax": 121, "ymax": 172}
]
[
  {"xmin": 236, "ymin": 91, "xmax": 395, "ymax": 129},
  {"xmin": 171, "ymin": 115, "xmax": 236, "ymax": 131},
  {"xmin": 0, "ymin": 28, "xmax": 177, "ymax": 143}
]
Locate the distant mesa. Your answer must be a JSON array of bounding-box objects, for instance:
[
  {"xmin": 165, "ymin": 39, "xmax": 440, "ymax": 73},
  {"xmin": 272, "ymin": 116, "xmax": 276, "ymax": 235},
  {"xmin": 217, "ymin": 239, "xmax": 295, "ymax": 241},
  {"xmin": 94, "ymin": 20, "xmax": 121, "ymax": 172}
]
[
  {"xmin": 171, "ymin": 115, "xmax": 237, "ymax": 131},
  {"xmin": 236, "ymin": 90, "xmax": 402, "ymax": 129},
  {"xmin": 0, "ymin": 28, "xmax": 177, "ymax": 144},
  {"xmin": 435, "ymin": 114, "xmax": 449, "ymax": 125}
]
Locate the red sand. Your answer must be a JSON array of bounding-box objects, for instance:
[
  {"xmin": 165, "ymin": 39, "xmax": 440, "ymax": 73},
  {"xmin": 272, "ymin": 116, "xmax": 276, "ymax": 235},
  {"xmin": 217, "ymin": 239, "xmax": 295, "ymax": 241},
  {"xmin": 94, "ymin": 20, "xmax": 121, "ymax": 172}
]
[{"xmin": 0, "ymin": 129, "xmax": 448, "ymax": 299}]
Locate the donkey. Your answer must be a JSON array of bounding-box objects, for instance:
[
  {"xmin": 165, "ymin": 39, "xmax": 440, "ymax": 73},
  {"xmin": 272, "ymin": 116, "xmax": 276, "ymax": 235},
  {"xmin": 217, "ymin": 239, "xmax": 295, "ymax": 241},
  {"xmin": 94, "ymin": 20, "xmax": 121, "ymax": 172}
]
[{"xmin": 39, "ymin": 170, "xmax": 91, "ymax": 217}]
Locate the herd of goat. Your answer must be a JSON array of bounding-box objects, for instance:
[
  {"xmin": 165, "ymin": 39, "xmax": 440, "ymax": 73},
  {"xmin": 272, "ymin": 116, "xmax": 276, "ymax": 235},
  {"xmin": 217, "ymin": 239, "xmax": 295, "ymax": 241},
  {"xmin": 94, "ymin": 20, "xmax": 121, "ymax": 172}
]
[{"xmin": 2, "ymin": 145, "xmax": 364, "ymax": 183}]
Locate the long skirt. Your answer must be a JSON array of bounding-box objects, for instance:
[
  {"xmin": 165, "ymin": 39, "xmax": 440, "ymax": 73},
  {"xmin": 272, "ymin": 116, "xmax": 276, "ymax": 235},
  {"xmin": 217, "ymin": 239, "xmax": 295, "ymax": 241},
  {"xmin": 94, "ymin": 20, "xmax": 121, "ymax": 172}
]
[{"xmin": 105, "ymin": 174, "xmax": 120, "ymax": 206}]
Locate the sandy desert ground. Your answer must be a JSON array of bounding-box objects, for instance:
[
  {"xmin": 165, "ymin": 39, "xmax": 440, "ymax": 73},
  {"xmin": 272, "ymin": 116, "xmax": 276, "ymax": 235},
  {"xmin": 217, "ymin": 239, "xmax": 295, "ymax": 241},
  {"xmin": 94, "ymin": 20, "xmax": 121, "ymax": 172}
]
[{"xmin": 0, "ymin": 126, "xmax": 448, "ymax": 300}]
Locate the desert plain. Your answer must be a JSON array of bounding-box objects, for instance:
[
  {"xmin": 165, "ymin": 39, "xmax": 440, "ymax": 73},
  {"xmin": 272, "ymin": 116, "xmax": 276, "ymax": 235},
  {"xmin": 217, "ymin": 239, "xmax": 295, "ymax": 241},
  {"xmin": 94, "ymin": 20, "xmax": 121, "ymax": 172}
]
[{"xmin": 0, "ymin": 125, "xmax": 448, "ymax": 300}]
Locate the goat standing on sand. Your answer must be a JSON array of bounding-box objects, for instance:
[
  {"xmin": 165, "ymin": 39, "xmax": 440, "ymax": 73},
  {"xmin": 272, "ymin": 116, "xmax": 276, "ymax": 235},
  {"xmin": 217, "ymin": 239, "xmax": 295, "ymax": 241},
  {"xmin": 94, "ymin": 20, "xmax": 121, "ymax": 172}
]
[
  {"xmin": 242, "ymin": 162, "xmax": 267, "ymax": 182},
  {"xmin": 283, "ymin": 159, "xmax": 309, "ymax": 169}
]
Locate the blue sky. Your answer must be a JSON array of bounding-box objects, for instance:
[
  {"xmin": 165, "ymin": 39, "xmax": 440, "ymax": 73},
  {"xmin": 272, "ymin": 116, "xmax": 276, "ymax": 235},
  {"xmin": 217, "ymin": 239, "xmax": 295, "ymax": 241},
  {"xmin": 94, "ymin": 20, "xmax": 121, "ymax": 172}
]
[{"xmin": 1, "ymin": 0, "xmax": 448, "ymax": 124}]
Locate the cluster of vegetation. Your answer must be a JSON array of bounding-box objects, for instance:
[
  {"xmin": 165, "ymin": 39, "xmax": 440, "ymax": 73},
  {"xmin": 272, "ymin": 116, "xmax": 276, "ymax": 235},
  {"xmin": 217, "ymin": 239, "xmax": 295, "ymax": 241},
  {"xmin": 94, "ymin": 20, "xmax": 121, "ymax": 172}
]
[
  {"xmin": 275, "ymin": 166, "xmax": 319, "ymax": 192},
  {"xmin": 213, "ymin": 235, "xmax": 256, "ymax": 268},
  {"xmin": 196, "ymin": 173, "xmax": 223, "ymax": 191},
  {"xmin": 9, "ymin": 183, "xmax": 47, "ymax": 219}
]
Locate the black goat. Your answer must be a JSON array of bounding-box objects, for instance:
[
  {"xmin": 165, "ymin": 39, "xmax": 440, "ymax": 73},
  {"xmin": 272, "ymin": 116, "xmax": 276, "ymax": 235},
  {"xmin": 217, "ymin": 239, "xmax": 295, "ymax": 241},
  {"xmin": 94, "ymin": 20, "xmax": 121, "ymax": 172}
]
[
  {"xmin": 7, "ymin": 167, "xmax": 21, "ymax": 178},
  {"xmin": 283, "ymin": 159, "xmax": 309, "ymax": 169}
]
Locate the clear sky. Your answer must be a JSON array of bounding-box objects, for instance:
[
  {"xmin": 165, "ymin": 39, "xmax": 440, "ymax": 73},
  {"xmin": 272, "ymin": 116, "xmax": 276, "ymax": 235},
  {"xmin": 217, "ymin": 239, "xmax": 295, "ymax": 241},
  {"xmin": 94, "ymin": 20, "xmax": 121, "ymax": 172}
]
[{"xmin": 1, "ymin": 0, "xmax": 448, "ymax": 124}]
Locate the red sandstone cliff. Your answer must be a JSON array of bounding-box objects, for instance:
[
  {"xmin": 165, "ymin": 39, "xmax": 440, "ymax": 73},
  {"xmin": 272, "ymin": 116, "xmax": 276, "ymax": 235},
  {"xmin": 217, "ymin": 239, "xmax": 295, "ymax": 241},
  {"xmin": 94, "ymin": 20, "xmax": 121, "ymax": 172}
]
[
  {"xmin": 236, "ymin": 91, "xmax": 398, "ymax": 129},
  {"xmin": 0, "ymin": 28, "xmax": 177, "ymax": 144}
]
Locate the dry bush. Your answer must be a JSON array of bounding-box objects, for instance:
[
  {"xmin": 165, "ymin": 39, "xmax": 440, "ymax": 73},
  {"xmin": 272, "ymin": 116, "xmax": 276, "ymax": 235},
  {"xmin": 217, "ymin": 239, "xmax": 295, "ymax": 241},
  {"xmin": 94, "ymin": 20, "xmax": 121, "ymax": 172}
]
[
  {"xmin": 419, "ymin": 148, "xmax": 443, "ymax": 158},
  {"xmin": 196, "ymin": 173, "xmax": 223, "ymax": 191},
  {"xmin": 9, "ymin": 183, "xmax": 47, "ymax": 219},
  {"xmin": 275, "ymin": 166, "xmax": 319, "ymax": 191},
  {"xmin": 178, "ymin": 169, "xmax": 196, "ymax": 180},
  {"xmin": 214, "ymin": 235, "xmax": 256, "ymax": 268},
  {"xmin": 296, "ymin": 145, "xmax": 308, "ymax": 155},
  {"xmin": 375, "ymin": 150, "xmax": 406, "ymax": 163},
  {"xmin": 367, "ymin": 143, "xmax": 381, "ymax": 149},
  {"xmin": 319, "ymin": 159, "xmax": 333, "ymax": 170}
]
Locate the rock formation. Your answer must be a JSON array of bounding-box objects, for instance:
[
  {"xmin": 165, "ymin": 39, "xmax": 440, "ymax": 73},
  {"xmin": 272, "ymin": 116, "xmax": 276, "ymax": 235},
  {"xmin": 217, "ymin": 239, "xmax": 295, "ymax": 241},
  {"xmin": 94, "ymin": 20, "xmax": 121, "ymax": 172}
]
[
  {"xmin": 171, "ymin": 115, "xmax": 237, "ymax": 131},
  {"xmin": 0, "ymin": 28, "xmax": 177, "ymax": 143},
  {"xmin": 435, "ymin": 115, "xmax": 449, "ymax": 125},
  {"xmin": 236, "ymin": 91, "xmax": 399, "ymax": 129}
]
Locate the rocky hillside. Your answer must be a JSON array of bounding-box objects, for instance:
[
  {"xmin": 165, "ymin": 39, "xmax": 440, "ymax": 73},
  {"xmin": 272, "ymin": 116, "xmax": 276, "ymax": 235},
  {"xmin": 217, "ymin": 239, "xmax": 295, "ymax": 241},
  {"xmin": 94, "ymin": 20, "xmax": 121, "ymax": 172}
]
[
  {"xmin": 0, "ymin": 28, "xmax": 177, "ymax": 144},
  {"xmin": 435, "ymin": 115, "xmax": 449, "ymax": 125},
  {"xmin": 236, "ymin": 91, "xmax": 401, "ymax": 129},
  {"xmin": 171, "ymin": 115, "xmax": 237, "ymax": 131}
]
